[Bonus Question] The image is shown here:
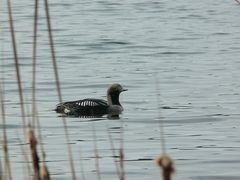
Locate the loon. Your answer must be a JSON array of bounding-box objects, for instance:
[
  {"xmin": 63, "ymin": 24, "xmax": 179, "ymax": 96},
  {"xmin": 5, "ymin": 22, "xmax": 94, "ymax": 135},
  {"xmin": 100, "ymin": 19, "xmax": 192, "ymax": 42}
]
[{"xmin": 55, "ymin": 83, "xmax": 127, "ymax": 117}]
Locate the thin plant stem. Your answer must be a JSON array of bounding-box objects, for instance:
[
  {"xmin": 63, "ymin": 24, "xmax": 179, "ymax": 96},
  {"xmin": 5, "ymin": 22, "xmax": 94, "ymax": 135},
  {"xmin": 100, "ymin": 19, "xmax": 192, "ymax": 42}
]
[
  {"xmin": 16, "ymin": 133, "xmax": 31, "ymax": 180},
  {"xmin": 35, "ymin": 108, "xmax": 47, "ymax": 161},
  {"xmin": 0, "ymin": 69, "xmax": 12, "ymax": 180},
  {"xmin": 155, "ymin": 155, "xmax": 174, "ymax": 180},
  {"xmin": 154, "ymin": 74, "xmax": 166, "ymax": 154},
  {"xmin": 28, "ymin": 125, "xmax": 40, "ymax": 180},
  {"xmin": 6, "ymin": 2, "xmax": 31, "ymax": 178},
  {"xmin": 43, "ymin": 0, "xmax": 61, "ymax": 101},
  {"xmin": 106, "ymin": 125, "xmax": 120, "ymax": 178},
  {"xmin": 119, "ymin": 118, "xmax": 125, "ymax": 180},
  {"xmin": 79, "ymin": 147, "xmax": 86, "ymax": 180},
  {"xmin": 32, "ymin": 0, "xmax": 39, "ymax": 128},
  {"xmin": 43, "ymin": 0, "xmax": 76, "ymax": 179},
  {"xmin": 92, "ymin": 123, "xmax": 101, "ymax": 180},
  {"xmin": 0, "ymin": 158, "xmax": 2, "ymax": 180},
  {"xmin": 31, "ymin": 0, "xmax": 48, "ymax": 171},
  {"xmin": 40, "ymin": 164, "xmax": 50, "ymax": 180},
  {"xmin": 6, "ymin": 0, "xmax": 27, "ymax": 137}
]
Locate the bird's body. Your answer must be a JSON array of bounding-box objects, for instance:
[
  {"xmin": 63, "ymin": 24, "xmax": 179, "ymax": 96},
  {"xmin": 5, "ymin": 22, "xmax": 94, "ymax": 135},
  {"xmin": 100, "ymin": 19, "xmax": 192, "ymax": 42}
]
[{"xmin": 55, "ymin": 84, "xmax": 127, "ymax": 117}]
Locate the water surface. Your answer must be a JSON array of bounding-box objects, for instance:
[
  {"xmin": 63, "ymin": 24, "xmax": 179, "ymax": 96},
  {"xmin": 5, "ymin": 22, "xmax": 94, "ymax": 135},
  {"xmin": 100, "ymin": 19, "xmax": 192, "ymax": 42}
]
[{"xmin": 1, "ymin": 0, "xmax": 240, "ymax": 179}]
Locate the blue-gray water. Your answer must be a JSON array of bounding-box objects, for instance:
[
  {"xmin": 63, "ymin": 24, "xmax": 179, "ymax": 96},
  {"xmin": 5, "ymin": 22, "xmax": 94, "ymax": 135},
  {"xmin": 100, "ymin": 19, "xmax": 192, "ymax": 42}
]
[{"xmin": 1, "ymin": 0, "xmax": 240, "ymax": 179}]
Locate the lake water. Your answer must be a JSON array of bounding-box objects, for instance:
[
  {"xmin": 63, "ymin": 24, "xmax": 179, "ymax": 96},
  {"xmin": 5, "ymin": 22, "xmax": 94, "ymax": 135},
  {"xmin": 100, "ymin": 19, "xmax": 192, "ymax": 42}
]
[{"xmin": 1, "ymin": 0, "xmax": 240, "ymax": 179}]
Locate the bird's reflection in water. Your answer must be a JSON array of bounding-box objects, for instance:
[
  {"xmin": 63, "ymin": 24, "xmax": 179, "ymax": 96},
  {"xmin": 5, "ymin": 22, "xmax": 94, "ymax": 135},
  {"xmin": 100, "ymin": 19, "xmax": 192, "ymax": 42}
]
[{"xmin": 57, "ymin": 113, "xmax": 120, "ymax": 120}]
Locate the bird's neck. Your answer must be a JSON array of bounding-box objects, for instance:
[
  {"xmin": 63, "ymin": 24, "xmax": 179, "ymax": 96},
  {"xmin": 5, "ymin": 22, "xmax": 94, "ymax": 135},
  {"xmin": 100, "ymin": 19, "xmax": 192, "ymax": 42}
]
[{"xmin": 107, "ymin": 93, "xmax": 121, "ymax": 106}]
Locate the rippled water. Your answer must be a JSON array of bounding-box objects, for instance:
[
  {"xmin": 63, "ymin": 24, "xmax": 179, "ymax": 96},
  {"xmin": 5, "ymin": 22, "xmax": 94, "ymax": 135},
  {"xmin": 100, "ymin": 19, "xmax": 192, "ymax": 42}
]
[{"xmin": 1, "ymin": 0, "xmax": 240, "ymax": 179}]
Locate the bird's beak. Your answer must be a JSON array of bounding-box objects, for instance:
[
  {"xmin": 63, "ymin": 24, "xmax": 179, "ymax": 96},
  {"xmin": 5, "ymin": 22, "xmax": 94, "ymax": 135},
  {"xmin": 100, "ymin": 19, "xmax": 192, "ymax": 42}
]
[{"xmin": 122, "ymin": 88, "xmax": 128, "ymax": 92}]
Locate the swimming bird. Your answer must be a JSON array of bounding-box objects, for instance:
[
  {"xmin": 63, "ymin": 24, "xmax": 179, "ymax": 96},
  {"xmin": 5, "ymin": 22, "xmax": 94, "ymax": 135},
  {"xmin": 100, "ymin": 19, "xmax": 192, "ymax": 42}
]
[{"xmin": 55, "ymin": 83, "xmax": 127, "ymax": 117}]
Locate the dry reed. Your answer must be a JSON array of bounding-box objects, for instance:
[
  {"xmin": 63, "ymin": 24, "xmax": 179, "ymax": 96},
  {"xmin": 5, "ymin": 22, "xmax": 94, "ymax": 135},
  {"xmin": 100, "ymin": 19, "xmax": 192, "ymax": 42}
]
[
  {"xmin": 79, "ymin": 148, "xmax": 86, "ymax": 180},
  {"xmin": 154, "ymin": 75, "xmax": 175, "ymax": 180},
  {"xmin": 0, "ymin": 92, "xmax": 12, "ymax": 180},
  {"xmin": 155, "ymin": 155, "xmax": 174, "ymax": 180},
  {"xmin": 40, "ymin": 164, "xmax": 50, "ymax": 180},
  {"xmin": 31, "ymin": 0, "xmax": 39, "ymax": 127},
  {"xmin": 43, "ymin": 0, "xmax": 76, "ymax": 179},
  {"xmin": 7, "ymin": 0, "xmax": 27, "ymax": 136},
  {"xmin": 155, "ymin": 75, "xmax": 166, "ymax": 153},
  {"xmin": 28, "ymin": 124, "xmax": 40, "ymax": 180},
  {"xmin": 119, "ymin": 118, "xmax": 125, "ymax": 180},
  {"xmin": 92, "ymin": 123, "xmax": 101, "ymax": 180},
  {"xmin": 32, "ymin": 0, "xmax": 50, "ymax": 179},
  {"xmin": 16, "ymin": 134, "xmax": 31, "ymax": 180},
  {"xmin": 106, "ymin": 126, "xmax": 121, "ymax": 178},
  {"xmin": 0, "ymin": 48, "xmax": 12, "ymax": 180},
  {"xmin": 0, "ymin": 159, "xmax": 2, "ymax": 180}
]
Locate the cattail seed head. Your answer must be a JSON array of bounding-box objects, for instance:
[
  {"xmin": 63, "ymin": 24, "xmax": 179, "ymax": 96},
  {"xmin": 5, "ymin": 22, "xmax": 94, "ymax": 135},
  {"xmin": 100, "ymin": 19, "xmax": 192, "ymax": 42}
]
[
  {"xmin": 41, "ymin": 164, "xmax": 50, "ymax": 180},
  {"xmin": 155, "ymin": 155, "xmax": 175, "ymax": 180}
]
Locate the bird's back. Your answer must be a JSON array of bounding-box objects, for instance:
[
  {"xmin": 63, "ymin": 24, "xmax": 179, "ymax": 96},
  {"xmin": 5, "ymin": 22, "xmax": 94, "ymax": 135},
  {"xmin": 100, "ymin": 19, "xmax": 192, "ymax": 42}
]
[{"xmin": 55, "ymin": 98, "xmax": 109, "ymax": 117}]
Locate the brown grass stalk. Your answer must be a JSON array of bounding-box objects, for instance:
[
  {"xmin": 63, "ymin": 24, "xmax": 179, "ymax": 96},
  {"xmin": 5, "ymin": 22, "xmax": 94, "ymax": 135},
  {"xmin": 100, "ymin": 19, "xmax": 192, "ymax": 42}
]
[
  {"xmin": 7, "ymin": 2, "xmax": 32, "ymax": 178},
  {"xmin": 0, "ymin": 62, "xmax": 12, "ymax": 180},
  {"xmin": 92, "ymin": 123, "xmax": 101, "ymax": 180},
  {"xmin": 79, "ymin": 147, "xmax": 86, "ymax": 180},
  {"xmin": 119, "ymin": 119, "xmax": 125, "ymax": 180},
  {"xmin": 155, "ymin": 155, "xmax": 174, "ymax": 180},
  {"xmin": 32, "ymin": 0, "xmax": 39, "ymax": 127},
  {"xmin": 16, "ymin": 134, "xmax": 31, "ymax": 180},
  {"xmin": 0, "ymin": 158, "xmax": 2, "ymax": 180},
  {"xmin": 155, "ymin": 75, "xmax": 166, "ymax": 154},
  {"xmin": 43, "ymin": 1, "xmax": 76, "ymax": 179},
  {"xmin": 0, "ymin": 106, "xmax": 12, "ymax": 180},
  {"xmin": 28, "ymin": 125, "xmax": 40, "ymax": 180},
  {"xmin": 40, "ymin": 164, "xmax": 50, "ymax": 180},
  {"xmin": 32, "ymin": 0, "xmax": 50, "ymax": 179},
  {"xmin": 7, "ymin": 0, "xmax": 27, "ymax": 136},
  {"xmin": 35, "ymin": 109, "xmax": 50, "ymax": 177},
  {"xmin": 154, "ymin": 75, "xmax": 175, "ymax": 180},
  {"xmin": 106, "ymin": 126, "xmax": 121, "ymax": 178}
]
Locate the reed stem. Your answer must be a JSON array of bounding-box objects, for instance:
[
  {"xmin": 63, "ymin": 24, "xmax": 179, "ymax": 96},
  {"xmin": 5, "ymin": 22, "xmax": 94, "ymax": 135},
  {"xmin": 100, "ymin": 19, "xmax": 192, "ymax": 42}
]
[
  {"xmin": 43, "ymin": 0, "xmax": 76, "ymax": 179},
  {"xmin": 40, "ymin": 164, "xmax": 50, "ymax": 180},
  {"xmin": 28, "ymin": 125, "xmax": 40, "ymax": 180},
  {"xmin": 106, "ymin": 126, "xmax": 121, "ymax": 178},
  {"xmin": 156, "ymin": 155, "xmax": 174, "ymax": 180},
  {"xmin": 7, "ymin": 0, "xmax": 27, "ymax": 137},
  {"xmin": 0, "ymin": 158, "xmax": 2, "ymax": 180},
  {"xmin": 154, "ymin": 74, "xmax": 166, "ymax": 154},
  {"xmin": 32, "ymin": 0, "xmax": 39, "ymax": 127},
  {"xmin": 119, "ymin": 119, "xmax": 125, "ymax": 180},
  {"xmin": 16, "ymin": 134, "xmax": 31, "ymax": 179},
  {"xmin": 92, "ymin": 123, "xmax": 101, "ymax": 180},
  {"xmin": 32, "ymin": 0, "xmax": 49, "ymax": 176},
  {"xmin": 79, "ymin": 147, "xmax": 86, "ymax": 180},
  {"xmin": 0, "ymin": 73, "xmax": 12, "ymax": 180}
]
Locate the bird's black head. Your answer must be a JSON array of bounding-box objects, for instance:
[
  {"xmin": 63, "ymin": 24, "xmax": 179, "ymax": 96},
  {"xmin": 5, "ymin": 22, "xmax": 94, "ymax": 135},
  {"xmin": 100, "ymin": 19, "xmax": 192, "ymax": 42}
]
[
  {"xmin": 107, "ymin": 84, "xmax": 127, "ymax": 105},
  {"xmin": 107, "ymin": 83, "xmax": 127, "ymax": 94}
]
